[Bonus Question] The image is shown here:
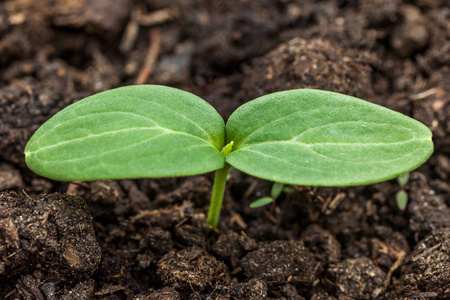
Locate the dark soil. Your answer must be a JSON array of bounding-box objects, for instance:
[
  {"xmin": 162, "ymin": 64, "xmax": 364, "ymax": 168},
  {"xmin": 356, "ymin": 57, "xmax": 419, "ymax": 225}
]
[{"xmin": 1, "ymin": 0, "xmax": 449, "ymax": 299}]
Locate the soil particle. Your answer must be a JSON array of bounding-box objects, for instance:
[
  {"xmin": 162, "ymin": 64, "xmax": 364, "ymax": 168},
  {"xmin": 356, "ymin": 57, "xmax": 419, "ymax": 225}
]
[
  {"xmin": 174, "ymin": 220, "xmax": 207, "ymax": 248},
  {"xmin": 390, "ymin": 5, "xmax": 430, "ymax": 57},
  {"xmin": 393, "ymin": 228, "xmax": 450, "ymax": 298},
  {"xmin": 0, "ymin": 2, "xmax": 53, "ymax": 66},
  {"xmin": 182, "ymin": 0, "xmax": 286, "ymax": 72},
  {"xmin": 1, "ymin": 0, "xmax": 449, "ymax": 298},
  {"xmin": 15, "ymin": 274, "xmax": 46, "ymax": 300},
  {"xmin": 272, "ymin": 283, "xmax": 306, "ymax": 300},
  {"xmin": 0, "ymin": 163, "xmax": 24, "ymax": 191},
  {"xmin": 61, "ymin": 279, "xmax": 94, "ymax": 300},
  {"xmin": 301, "ymin": 224, "xmax": 341, "ymax": 265},
  {"xmin": 310, "ymin": 291, "xmax": 337, "ymax": 300},
  {"xmin": 241, "ymin": 240, "xmax": 318, "ymax": 286},
  {"xmin": 136, "ymin": 227, "xmax": 173, "ymax": 254},
  {"xmin": 157, "ymin": 246, "xmax": 229, "ymax": 292},
  {"xmin": 212, "ymin": 231, "xmax": 258, "ymax": 270},
  {"xmin": 407, "ymin": 172, "xmax": 450, "ymax": 236},
  {"xmin": 227, "ymin": 278, "xmax": 268, "ymax": 300},
  {"xmin": 323, "ymin": 193, "xmax": 368, "ymax": 238},
  {"xmin": 370, "ymin": 226, "xmax": 410, "ymax": 270},
  {"xmin": 130, "ymin": 203, "xmax": 184, "ymax": 229},
  {"xmin": 0, "ymin": 191, "xmax": 100, "ymax": 296},
  {"xmin": 155, "ymin": 42, "xmax": 194, "ymax": 85},
  {"xmin": 357, "ymin": 0, "xmax": 401, "ymax": 28},
  {"xmin": 328, "ymin": 257, "xmax": 386, "ymax": 299},
  {"xmin": 85, "ymin": 180, "xmax": 127, "ymax": 216},
  {"xmin": 51, "ymin": 0, "xmax": 131, "ymax": 40},
  {"xmin": 131, "ymin": 201, "xmax": 209, "ymax": 248},
  {"xmin": 154, "ymin": 176, "xmax": 212, "ymax": 207},
  {"xmin": 133, "ymin": 287, "xmax": 180, "ymax": 300},
  {"xmin": 93, "ymin": 250, "xmax": 138, "ymax": 297},
  {"xmin": 242, "ymin": 38, "xmax": 378, "ymax": 102}
]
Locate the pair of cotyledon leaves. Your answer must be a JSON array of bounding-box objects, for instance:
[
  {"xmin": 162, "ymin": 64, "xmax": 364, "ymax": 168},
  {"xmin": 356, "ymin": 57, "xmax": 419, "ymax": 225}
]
[{"xmin": 25, "ymin": 85, "xmax": 433, "ymax": 186}]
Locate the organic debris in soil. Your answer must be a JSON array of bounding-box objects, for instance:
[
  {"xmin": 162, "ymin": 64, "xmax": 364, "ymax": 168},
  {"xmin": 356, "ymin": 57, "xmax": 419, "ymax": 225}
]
[
  {"xmin": 0, "ymin": 191, "xmax": 100, "ymax": 298},
  {"xmin": 1, "ymin": 0, "xmax": 450, "ymax": 299}
]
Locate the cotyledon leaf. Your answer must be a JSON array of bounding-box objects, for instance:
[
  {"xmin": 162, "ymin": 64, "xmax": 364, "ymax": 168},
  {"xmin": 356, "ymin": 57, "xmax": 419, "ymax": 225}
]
[
  {"xmin": 225, "ymin": 89, "xmax": 433, "ymax": 186},
  {"xmin": 25, "ymin": 85, "xmax": 225, "ymax": 181}
]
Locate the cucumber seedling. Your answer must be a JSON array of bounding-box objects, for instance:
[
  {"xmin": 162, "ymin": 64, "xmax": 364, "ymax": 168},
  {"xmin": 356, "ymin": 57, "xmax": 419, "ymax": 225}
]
[{"xmin": 25, "ymin": 85, "xmax": 433, "ymax": 229}]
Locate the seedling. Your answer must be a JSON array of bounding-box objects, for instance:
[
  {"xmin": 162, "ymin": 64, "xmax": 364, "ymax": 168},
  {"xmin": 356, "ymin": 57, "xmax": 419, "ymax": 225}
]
[
  {"xmin": 249, "ymin": 182, "xmax": 291, "ymax": 208},
  {"xmin": 396, "ymin": 172, "xmax": 410, "ymax": 210},
  {"xmin": 25, "ymin": 85, "xmax": 433, "ymax": 229}
]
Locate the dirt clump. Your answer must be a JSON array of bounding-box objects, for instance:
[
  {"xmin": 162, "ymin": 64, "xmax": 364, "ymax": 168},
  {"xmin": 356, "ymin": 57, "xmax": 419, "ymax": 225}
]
[
  {"xmin": 241, "ymin": 240, "xmax": 318, "ymax": 286},
  {"xmin": 1, "ymin": 0, "xmax": 449, "ymax": 298},
  {"xmin": 328, "ymin": 256, "xmax": 386, "ymax": 299},
  {"xmin": 157, "ymin": 246, "xmax": 229, "ymax": 292},
  {"xmin": 242, "ymin": 38, "xmax": 378, "ymax": 102},
  {"xmin": 389, "ymin": 228, "xmax": 450, "ymax": 299},
  {"xmin": 0, "ymin": 191, "xmax": 100, "ymax": 298},
  {"xmin": 407, "ymin": 172, "xmax": 450, "ymax": 236}
]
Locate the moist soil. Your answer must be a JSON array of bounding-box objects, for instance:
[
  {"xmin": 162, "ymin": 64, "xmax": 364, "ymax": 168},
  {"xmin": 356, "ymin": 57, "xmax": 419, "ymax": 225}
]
[{"xmin": 1, "ymin": 1, "xmax": 450, "ymax": 299}]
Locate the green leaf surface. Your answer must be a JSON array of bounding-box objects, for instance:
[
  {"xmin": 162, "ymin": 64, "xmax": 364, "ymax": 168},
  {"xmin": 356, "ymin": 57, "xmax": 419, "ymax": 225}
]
[
  {"xmin": 270, "ymin": 182, "xmax": 284, "ymax": 199},
  {"xmin": 225, "ymin": 89, "xmax": 433, "ymax": 186},
  {"xmin": 397, "ymin": 172, "xmax": 409, "ymax": 187},
  {"xmin": 249, "ymin": 197, "xmax": 274, "ymax": 208},
  {"xmin": 396, "ymin": 190, "xmax": 408, "ymax": 210},
  {"xmin": 25, "ymin": 85, "xmax": 225, "ymax": 181}
]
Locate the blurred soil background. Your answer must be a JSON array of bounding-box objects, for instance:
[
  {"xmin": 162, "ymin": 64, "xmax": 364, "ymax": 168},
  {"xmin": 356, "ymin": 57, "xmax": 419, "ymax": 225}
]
[{"xmin": 0, "ymin": 0, "xmax": 450, "ymax": 299}]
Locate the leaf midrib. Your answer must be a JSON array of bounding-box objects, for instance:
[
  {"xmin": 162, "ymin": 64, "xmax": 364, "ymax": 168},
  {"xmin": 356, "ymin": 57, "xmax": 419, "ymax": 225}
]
[
  {"xmin": 236, "ymin": 120, "xmax": 420, "ymax": 149},
  {"xmin": 231, "ymin": 143, "xmax": 426, "ymax": 175},
  {"xmin": 27, "ymin": 111, "xmax": 220, "ymax": 156},
  {"xmin": 29, "ymin": 137, "xmax": 214, "ymax": 164},
  {"xmin": 232, "ymin": 137, "xmax": 429, "ymax": 165}
]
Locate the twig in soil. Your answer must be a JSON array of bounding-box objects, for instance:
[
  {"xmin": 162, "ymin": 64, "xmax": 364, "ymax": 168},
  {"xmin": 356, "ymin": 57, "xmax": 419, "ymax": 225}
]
[
  {"xmin": 135, "ymin": 28, "xmax": 161, "ymax": 85},
  {"xmin": 22, "ymin": 189, "xmax": 32, "ymax": 200},
  {"xmin": 230, "ymin": 267, "xmax": 242, "ymax": 275},
  {"xmin": 410, "ymin": 87, "xmax": 437, "ymax": 101},
  {"xmin": 119, "ymin": 10, "xmax": 140, "ymax": 53},
  {"xmin": 384, "ymin": 249, "xmax": 406, "ymax": 289},
  {"xmin": 66, "ymin": 181, "xmax": 81, "ymax": 195},
  {"xmin": 264, "ymin": 209, "xmax": 278, "ymax": 225},
  {"xmin": 321, "ymin": 192, "xmax": 346, "ymax": 214},
  {"xmin": 65, "ymin": 181, "xmax": 89, "ymax": 195},
  {"xmin": 136, "ymin": 7, "xmax": 179, "ymax": 26},
  {"xmin": 229, "ymin": 213, "xmax": 247, "ymax": 229},
  {"xmin": 120, "ymin": 7, "xmax": 177, "ymax": 53},
  {"xmin": 241, "ymin": 180, "xmax": 258, "ymax": 202}
]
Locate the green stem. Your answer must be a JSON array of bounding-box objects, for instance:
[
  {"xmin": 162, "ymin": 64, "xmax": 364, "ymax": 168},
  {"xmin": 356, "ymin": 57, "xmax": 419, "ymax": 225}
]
[{"xmin": 207, "ymin": 162, "xmax": 231, "ymax": 229}]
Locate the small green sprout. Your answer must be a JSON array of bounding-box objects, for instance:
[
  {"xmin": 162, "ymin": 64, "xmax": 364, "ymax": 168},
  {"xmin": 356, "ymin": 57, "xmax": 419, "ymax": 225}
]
[
  {"xmin": 249, "ymin": 182, "xmax": 287, "ymax": 208},
  {"xmin": 396, "ymin": 172, "xmax": 410, "ymax": 210},
  {"xmin": 24, "ymin": 85, "xmax": 433, "ymax": 229}
]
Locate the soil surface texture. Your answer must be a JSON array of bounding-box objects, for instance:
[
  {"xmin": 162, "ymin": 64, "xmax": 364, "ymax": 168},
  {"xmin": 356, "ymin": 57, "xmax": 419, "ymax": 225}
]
[{"xmin": 1, "ymin": 0, "xmax": 450, "ymax": 299}]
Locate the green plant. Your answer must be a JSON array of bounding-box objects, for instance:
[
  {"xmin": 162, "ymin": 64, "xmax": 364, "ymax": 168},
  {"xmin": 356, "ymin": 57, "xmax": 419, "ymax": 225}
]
[
  {"xmin": 25, "ymin": 85, "xmax": 433, "ymax": 229},
  {"xmin": 396, "ymin": 172, "xmax": 410, "ymax": 210},
  {"xmin": 249, "ymin": 182, "xmax": 292, "ymax": 208}
]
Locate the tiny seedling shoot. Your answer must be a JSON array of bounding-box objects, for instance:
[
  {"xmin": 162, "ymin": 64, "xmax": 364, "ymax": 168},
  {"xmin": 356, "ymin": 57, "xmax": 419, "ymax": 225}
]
[
  {"xmin": 25, "ymin": 85, "xmax": 433, "ymax": 229},
  {"xmin": 396, "ymin": 172, "xmax": 410, "ymax": 210},
  {"xmin": 249, "ymin": 182, "xmax": 291, "ymax": 209}
]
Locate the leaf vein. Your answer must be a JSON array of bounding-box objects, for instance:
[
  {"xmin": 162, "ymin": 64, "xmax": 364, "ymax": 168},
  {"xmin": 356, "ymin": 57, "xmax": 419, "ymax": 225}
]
[
  {"xmin": 33, "ymin": 111, "xmax": 217, "ymax": 150},
  {"xmin": 125, "ymin": 94, "xmax": 215, "ymax": 144},
  {"xmin": 28, "ymin": 127, "xmax": 164, "ymax": 155},
  {"xmin": 237, "ymin": 108, "xmax": 322, "ymax": 146}
]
